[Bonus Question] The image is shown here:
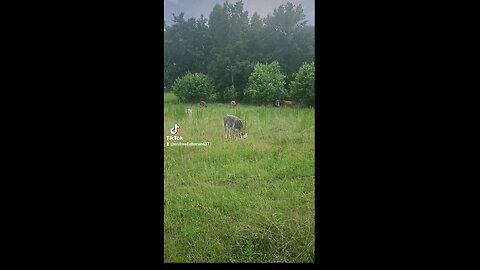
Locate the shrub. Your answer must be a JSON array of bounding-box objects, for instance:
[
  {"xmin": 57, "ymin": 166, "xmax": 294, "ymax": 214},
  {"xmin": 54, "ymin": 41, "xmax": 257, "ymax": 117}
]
[
  {"xmin": 245, "ymin": 61, "xmax": 287, "ymax": 105},
  {"xmin": 289, "ymin": 62, "xmax": 315, "ymax": 106},
  {"xmin": 224, "ymin": 85, "xmax": 238, "ymax": 101},
  {"xmin": 172, "ymin": 72, "xmax": 215, "ymax": 103}
]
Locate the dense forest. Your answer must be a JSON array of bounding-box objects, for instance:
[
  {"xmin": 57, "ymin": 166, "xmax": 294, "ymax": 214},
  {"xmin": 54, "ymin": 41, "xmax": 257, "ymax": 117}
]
[{"xmin": 164, "ymin": 1, "xmax": 314, "ymax": 105}]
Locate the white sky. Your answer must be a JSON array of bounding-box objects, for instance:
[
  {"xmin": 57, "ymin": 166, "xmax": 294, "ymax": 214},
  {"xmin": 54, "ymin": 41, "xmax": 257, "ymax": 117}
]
[{"xmin": 164, "ymin": 0, "xmax": 314, "ymax": 26}]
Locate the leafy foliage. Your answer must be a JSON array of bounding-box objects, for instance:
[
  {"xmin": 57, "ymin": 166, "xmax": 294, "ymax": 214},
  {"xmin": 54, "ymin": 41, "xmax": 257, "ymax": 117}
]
[
  {"xmin": 245, "ymin": 61, "xmax": 287, "ymax": 105},
  {"xmin": 224, "ymin": 85, "xmax": 238, "ymax": 101},
  {"xmin": 164, "ymin": 1, "xmax": 314, "ymax": 105},
  {"xmin": 207, "ymin": 2, "xmax": 251, "ymax": 102},
  {"xmin": 172, "ymin": 72, "xmax": 215, "ymax": 103},
  {"xmin": 164, "ymin": 13, "xmax": 211, "ymax": 89},
  {"xmin": 289, "ymin": 62, "xmax": 315, "ymax": 106}
]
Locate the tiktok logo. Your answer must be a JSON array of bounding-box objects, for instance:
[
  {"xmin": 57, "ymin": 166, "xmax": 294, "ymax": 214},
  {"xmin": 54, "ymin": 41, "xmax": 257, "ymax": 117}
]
[{"xmin": 170, "ymin": 123, "xmax": 180, "ymax": 135}]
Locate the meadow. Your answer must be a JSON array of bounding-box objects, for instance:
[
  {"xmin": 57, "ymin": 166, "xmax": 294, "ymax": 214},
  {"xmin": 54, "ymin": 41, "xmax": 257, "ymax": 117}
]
[{"xmin": 164, "ymin": 92, "xmax": 315, "ymax": 262}]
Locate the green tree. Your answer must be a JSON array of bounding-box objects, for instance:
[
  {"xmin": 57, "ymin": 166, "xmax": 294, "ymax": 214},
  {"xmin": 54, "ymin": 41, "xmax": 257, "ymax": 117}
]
[
  {"xmin": 265, "ymin": 2, "xmax": 307, "ymax": 35},
  {"xmin": 246, "ymin": 12, "xmax": 267, "ymax": 63},
  {"xmin": 224, "ymin": 85, "xmax": 238, "ymax": 101},
  {"xmin": 164, "ymin": 1, "xmax": 315, "ymax": 101},
  {"xmin": 208, "ymin": 1, "xmax": 250, "ymax": 102},
  {"xmin": 172, "ymin": 72, "xmax": 215, "ymax": 103},
  {"xmin": 245, "ymin": 61, "xmax": 287, "ymax": 105},
  {"xmin": 164, "ymin": 13, "xmax": 211, "ymax": 89},
  {"xmin": 289, "ymin": 62, "xmax": 315, "ymax": 106},
  {"xmin": 193, "ymin": 14, "xmax": 212, "ymax": 74},
  {"xmin": 262, "ymin": 3, "xmax": 314, "ymax": 86},
  {"xmin": 209, "ymin": 4, "xmax": 229, "ymax": 46}
]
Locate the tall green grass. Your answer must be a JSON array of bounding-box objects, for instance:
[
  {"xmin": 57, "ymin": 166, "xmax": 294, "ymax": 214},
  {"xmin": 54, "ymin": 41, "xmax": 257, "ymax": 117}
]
[{"xmin": 164, "ymin": 92, "xmax": 315, "ymax": 262}]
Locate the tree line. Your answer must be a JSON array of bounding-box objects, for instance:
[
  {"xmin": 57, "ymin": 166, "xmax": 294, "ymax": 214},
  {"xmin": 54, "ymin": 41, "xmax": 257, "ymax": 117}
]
[{"xmin": 164, "ymin": 1, "xmax": 315, "ymax": 106}]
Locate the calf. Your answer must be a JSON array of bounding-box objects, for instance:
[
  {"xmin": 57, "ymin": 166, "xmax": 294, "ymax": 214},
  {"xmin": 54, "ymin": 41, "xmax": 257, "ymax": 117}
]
[
  {"xmin": 276, "ymin": 100, "xmax": 295, "ymax": 107},
  {"xmin": 200, "ymin": 101, "xmax": 208, "ymax": 107},
  {"xmin": 224, "ymin": 114, "xmax": 247, "ymax": 140},
  {"xmin": 230, "ymin": 100, "xmax": 237, "ymax": 108},
  {"xmin": 186, "ymin": 108, "xmax": 192, "ymax": 116}
]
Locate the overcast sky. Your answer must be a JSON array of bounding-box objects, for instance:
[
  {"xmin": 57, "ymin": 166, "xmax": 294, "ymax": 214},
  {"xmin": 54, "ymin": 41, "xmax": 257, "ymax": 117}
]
[{"xmin": 164, "ymin": 0, "xmax": 314, "ymax": 26}]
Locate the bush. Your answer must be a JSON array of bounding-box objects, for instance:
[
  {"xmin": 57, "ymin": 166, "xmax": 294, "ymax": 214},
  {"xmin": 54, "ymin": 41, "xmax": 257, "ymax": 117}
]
[
  {"xmin": 224, "ymin": 85, "xmax": 238, "ymax": 101},
  {"xmin": 245, "ymin": 61, "xmax": 287, "ymax": 105},
  {"xmin": 172, "ymin": 72, "xmax": 215, "ymax": 103},
  {"xmin": 289, "ymin": 62, "xmax": 315, "ymax": 106}
]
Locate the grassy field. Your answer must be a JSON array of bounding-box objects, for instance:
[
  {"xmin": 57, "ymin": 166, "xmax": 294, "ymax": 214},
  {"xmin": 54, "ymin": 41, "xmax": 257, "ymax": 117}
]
[{"xmin": 164, "ymin": 92, "xmax": 315, "ymax": 262}]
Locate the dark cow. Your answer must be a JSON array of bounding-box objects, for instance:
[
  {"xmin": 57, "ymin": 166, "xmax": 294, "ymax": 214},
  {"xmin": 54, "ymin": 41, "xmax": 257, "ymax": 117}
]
[
  {"xmin": 224, "ymin": 114, "xmax": 247, "ymax": 139},
  {"xmin": 200, "ymin": 101, "xmax": 208, "ymax": 107},
  {"xmin": 230, "ymin": 100, "xmax": 237, "ymax": 108}
]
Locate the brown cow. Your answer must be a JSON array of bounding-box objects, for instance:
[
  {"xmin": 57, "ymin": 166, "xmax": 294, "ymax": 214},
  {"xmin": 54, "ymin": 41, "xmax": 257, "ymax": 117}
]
[
  {"xmin": 199, "ymin": 101, "xmax": 208, "ymax": 107},
  {"xmin": 230, "ymin": 100, "xmax": 237, "ymax": 108},
  {"xmin": 276, "ymin": 100, "xmax": 294, "ymax": 107}
]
